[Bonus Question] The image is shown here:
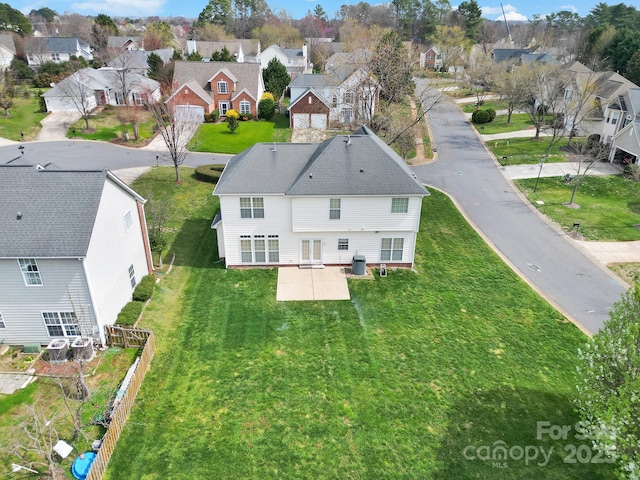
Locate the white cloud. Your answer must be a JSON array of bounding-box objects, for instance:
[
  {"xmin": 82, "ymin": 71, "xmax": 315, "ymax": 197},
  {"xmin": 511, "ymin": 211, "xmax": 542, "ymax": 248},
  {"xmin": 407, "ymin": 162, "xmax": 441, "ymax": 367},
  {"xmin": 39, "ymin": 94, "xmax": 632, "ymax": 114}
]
[
  {"xmin": 71, "ymin": 0, "xmax": 164, "ymax": 16},
  {"xmin": 481, "ymin": 4, "xmax": 527, "ymax": 21},
  {"xmin": 558, "ymin": 4, "xmax": 578, "ymax": 13}
]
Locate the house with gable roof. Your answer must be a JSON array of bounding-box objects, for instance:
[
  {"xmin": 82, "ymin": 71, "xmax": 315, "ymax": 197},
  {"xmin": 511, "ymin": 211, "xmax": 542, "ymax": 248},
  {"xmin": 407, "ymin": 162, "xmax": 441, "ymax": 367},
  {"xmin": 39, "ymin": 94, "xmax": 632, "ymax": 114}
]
[
  {"xmin": 212, "ymin": 126, "xmax": 428, "ymax": 268},
  {"xmin": 255, "ymin": 44, "xmax": 312, "ymax": 78},
  {"xmin": 605, "ymin": 88, "xmax": 640, "ymax": 164},
  {"xmin": 0, "ymin": 34, "xmax": 16, "ymax": 70},
  {"xmin": 0, "ymin": 164, "xmax": 153, "ymax": 346},
  {"xmin": 24, "ymin": 37, "xmax": 93, "ymax": 66},
  {"xmin": 168, "ymin": 60, "xmax": 264, "ymax": 118},
  {"xmin": 288, "ymin": 52, "xmax": 378, "ymax": 128}
]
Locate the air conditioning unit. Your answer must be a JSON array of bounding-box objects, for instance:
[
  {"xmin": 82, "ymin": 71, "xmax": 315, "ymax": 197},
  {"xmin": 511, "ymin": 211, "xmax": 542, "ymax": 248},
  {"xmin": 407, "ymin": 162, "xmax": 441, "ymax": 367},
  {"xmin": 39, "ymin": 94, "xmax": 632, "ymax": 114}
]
[
  {"xmin": 71, "ymin": 337, "xmax": 94, "ymax": 361},
  {"xmin": 47, "ymin": 339, "xmax": 69, "ymax": 364}
]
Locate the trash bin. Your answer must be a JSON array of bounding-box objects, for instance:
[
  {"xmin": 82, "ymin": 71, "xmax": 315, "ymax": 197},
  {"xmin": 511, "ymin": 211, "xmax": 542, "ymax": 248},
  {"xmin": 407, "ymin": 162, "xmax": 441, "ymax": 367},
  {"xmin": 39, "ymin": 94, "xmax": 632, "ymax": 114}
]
[{"xmin": 352, "ymin": 255, "xmax": 366, "ymax": 275}]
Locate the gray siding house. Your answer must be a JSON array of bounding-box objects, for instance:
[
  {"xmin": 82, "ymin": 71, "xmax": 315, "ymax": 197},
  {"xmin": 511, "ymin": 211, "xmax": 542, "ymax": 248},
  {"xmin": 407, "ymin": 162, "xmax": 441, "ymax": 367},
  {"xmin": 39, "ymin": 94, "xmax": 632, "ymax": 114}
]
[{"xmin": 0, "ymin": 165, "xmax": 153, "ymax": 346}]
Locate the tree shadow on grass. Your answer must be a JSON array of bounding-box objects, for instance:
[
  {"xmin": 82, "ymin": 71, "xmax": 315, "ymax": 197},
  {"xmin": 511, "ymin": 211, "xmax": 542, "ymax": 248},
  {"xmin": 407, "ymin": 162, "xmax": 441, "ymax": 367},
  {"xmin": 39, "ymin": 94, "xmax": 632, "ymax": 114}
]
[
  {"xmin": 627, "ymin": 200, "xmax": 640, "ymax": 215},
  {"xmin": 432, "ymin": 386, "xmax": 616, "ymax": 480},
  {"xmin": 167, "ymin": 218, "xmax": 221, "ymax": 269}
]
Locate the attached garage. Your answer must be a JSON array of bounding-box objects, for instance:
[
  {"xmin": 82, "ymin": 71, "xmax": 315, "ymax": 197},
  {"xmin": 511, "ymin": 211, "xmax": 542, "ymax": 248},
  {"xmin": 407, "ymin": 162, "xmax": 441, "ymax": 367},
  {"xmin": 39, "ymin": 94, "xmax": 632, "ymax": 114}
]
[
  {"xmin": 173, "ymin": 104, "xmax": 205, "ymax": 123},
  {"xmin": 289, "ymin": 89, "xmax": 330, "ymax": 130},
  {"xmin": 293, "ymin": 114, "xmax": 310, "ymax": 129}
]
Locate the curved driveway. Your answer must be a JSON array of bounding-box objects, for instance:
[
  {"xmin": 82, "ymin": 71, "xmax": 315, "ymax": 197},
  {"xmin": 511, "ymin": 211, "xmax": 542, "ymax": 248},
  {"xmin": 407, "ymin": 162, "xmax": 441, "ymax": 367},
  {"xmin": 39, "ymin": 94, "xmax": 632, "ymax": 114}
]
[{"xmin": 413, "ymin": 78, "xmax": 625, "ymax": 334}]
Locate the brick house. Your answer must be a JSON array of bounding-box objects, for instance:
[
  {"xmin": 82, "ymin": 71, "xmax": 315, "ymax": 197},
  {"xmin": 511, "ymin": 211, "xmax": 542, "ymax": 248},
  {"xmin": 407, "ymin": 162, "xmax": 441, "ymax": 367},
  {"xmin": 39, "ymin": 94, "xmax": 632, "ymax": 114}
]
[{"xmin": 168, "ymin": 61, "xmax": 264, "ymax": 119}]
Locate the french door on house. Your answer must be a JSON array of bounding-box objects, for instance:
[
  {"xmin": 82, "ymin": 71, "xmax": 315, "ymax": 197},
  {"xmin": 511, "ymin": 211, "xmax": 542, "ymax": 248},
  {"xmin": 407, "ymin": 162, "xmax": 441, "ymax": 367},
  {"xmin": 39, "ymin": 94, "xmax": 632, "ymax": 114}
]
[
  {"xmin": 300, "ymin": 239, "xmax": 323, "ymax": 265},
  {"xmin": 219, "ymin": 102, "xmax": 229, "ymax": 116}
]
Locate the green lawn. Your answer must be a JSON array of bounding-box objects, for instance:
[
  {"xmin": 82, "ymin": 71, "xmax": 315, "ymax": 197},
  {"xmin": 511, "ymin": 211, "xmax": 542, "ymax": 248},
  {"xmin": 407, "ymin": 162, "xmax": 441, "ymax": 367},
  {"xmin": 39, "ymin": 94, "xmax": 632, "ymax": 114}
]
[
  {"xmin": 514, "ymin": 175, "xmax": 640, "ymax": 241},
  {"xmin": 67, "ymin": 107, "xmax": 156, "ymax": 144},
  {"xmin": 0, "ymin": 88, "xmax": 47, "ymax": 141},
  {"xmin": 474, "ymin": 113, "xmax": 536, "ymax": 135},
  {"xmin": 189, "ymin": 114, "xmax": 291, "ymax": 153},
  {"xmin": 106, "ymin": 167, "xmax": 614, "ymax": 479},
  {"xmin": 488, "ymin": 137, "xmax": 569, "ymax": 165},
  {"xmin": 461, "ymin": 99, "xmax": 509, "ymax": 113}
]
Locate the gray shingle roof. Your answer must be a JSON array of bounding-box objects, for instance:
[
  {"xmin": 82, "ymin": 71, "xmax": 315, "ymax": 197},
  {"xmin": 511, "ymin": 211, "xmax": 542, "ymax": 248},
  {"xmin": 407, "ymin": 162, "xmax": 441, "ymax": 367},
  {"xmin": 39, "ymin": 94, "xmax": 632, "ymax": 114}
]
[
  {"xmin": 106, "ymin": 49, "xmax": 174, "ymax": 71},
  {"xmin": 0, "ymin": 166, "xmax": 108, "ymax": 257},
  {"xmin": 215, "ymin": 126, "xmax": 428, "ymax": 197},
  {"xmin": 0, "ymin": 34, "xmax": 16, "ymax": 53},
  {"xmin": 42, "ymin": 68, "xmax": 160, "ymax": 98},
  {"xmin": 172, "ymin": 61, "xmax": 261, "ymax": 97},
  {"xmin": 492, "ymin": 48, "xmax": 531, "ymax": 62},
  {"xmin": 45, "ymin": 37, "xmax": 89, "ymax": 53}
]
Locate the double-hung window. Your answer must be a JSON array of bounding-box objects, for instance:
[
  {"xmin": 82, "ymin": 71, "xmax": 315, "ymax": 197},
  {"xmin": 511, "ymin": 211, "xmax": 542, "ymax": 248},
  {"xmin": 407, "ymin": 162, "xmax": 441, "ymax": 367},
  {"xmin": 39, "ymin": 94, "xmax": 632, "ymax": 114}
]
[
  {"xmin": 19, "ymin": 258, "xmax": 42, "ymax": 286},
  {"xmin": 240, "ymin": 235, "xmax": 279, "ymax": 263},
  {"xmin": 344, "ymin": 91, "xmax": 354, "ymax": 103},
  {"xmin": 268, "ymin": 235, "xmax": 280, "ymax": 262},
  {"xmin": 330, "ymin": 199, "xmax": 341, "ymax": 219},
  {"xmin": 391, "ymin": 197, "xmax": 409, "ymax": 213},
  {"xmin": 380, "ymin": 238, "xmax": 404, "ymax": 261},
  {"xmin": 338, "ymin": 238, "xmax": 349, "ymax": 251},
  {"xmin": 128, "ymin": 264, "xmax": 136, "ymax": 289},
  {"xmin": 239, "ymin": 100, "xmax": 251, "ymax": 115},
  {"xmin": 0, "ymin": 312, "xmax": 5, "ymax": 329},
  {"xmin": 42, "ymin": 312, "xmax": 79, "ymax": 337},
  {"xmin": 218, "ymin": 81, "xmax": 229, "ymax": 93},
  {"xmin": 240, "ymin": 197, "xmax": 264, "ymax": 218}
]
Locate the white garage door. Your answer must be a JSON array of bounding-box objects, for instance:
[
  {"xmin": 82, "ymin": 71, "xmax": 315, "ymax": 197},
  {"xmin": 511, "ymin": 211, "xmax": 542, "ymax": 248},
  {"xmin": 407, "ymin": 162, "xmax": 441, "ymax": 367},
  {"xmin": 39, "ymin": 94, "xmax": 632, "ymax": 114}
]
[
  {"xmin": 293, "ymin": 114, "xmax": 310, "ymax": 129},
  {"xmin": 173, "ymin": 105, "xmax": 205, "ymax": 123},
  {"xmin": 311, "ymin": 114, "xmax": 327, "ymax": 129}
]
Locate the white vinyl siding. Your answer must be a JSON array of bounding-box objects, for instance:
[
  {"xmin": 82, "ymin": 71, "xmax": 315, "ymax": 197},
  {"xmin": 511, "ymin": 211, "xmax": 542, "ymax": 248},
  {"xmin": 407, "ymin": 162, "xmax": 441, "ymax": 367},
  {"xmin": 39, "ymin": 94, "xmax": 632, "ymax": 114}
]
[
  {"xmin": 381, "ymin": 238, "xmax": 404, "ymax": 261},
  {"xmin": 391, "ymin": 197, "xmax": 409, "ymax": 213},
  {"xmin": 18, "ymin": 258, "xmax": 43, "ymax": 286},
  {"xmin": 329, "ymin": 198, "xmax": 341, "ymax": 219},
  {"xmin": 240, "ymin": 197, "xmax": 264, "ymax": 219},
  {"xmin": 42, "ymin": 311, "xmax": 79, "ymax": 337}
]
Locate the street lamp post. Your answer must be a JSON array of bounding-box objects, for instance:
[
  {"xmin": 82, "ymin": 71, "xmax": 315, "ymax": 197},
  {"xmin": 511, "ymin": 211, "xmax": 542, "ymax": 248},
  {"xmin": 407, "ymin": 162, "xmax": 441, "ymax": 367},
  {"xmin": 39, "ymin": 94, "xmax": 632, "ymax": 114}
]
[{"xmin": 534, "ymin": 156, "xmax": 546, "ymax": 193}]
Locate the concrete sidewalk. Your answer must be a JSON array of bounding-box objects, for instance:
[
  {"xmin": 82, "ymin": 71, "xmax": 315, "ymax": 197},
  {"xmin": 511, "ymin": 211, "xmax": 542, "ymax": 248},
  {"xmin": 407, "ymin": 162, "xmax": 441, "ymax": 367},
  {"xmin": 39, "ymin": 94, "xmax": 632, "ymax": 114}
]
[{"xmin": 502, "ymin": 161, "xmax": 623, "ymax": 179}]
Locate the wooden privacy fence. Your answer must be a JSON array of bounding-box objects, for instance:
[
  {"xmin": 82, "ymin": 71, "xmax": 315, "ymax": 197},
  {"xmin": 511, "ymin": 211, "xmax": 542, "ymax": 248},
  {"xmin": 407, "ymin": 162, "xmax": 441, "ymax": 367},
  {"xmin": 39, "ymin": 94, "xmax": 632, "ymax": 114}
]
[
  {"xmin": 86, "ymin": 330, "xmax": 156, "ymax": 480},
  {"xmin": 104, "ymin": 325, "xmax": 151, "ymax": 348}
]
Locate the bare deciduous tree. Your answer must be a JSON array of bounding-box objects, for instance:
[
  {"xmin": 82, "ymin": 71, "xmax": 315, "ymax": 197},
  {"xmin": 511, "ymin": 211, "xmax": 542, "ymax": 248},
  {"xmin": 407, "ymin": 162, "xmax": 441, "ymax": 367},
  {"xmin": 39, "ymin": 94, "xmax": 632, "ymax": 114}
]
[
  {"xmin": 147, "ymin": 99, "xmax": 199, "ymax": 182},
  {"xmin": 56, "ymin": 69, "xmax": 96, "ymax": 129}
]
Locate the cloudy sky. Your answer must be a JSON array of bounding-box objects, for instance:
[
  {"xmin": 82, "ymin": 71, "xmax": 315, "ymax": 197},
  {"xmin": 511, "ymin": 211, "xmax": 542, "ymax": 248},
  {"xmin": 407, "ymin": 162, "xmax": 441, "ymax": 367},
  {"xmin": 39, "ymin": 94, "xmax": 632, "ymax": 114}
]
[{"xmin": 16, "ymin": 0, "xmax": 597, "ymax": 22}]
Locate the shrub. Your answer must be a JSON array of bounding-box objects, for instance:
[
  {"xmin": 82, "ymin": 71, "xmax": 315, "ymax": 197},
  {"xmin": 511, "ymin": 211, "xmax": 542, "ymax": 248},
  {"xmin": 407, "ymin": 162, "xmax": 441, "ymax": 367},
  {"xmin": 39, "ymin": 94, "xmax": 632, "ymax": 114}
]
[
  {"xmin": 38, "ymin": 91, "xmax": 46, "ymax": 112},
  {"xmin": 226, "ymin": 109, "xmax": 239, "ymax": 133},
  {"xmin": 132, "ymin": 274, "xmax": 156, "ymax": 302},
  {"xmin": 260, "ymin": 92, "xmax": 275, "ymax": 102},
  {"xmin": 471, "ymin": 109, "xmax": 490, "ymax": 124},
  {"xmin": 116, "ymin": 301, "xmax": 144, "ymax": 326},
  {"xmin": 240, "ymin": 113, "xmax": 253, "ymax": 121},
  {"xmin": 205, "ymin": 110, "xmax": 220, "ymax": 123},
  {"xmin": 258, "ymin": 97, "xmax": 275, "ymax": 120},
  {"xmin": 195, "ymin": 164, "xmax": 225, "ymax": 183},
  {"xmin": 485, "ymin": 108, "xmax": 496, "ymax": 122}
]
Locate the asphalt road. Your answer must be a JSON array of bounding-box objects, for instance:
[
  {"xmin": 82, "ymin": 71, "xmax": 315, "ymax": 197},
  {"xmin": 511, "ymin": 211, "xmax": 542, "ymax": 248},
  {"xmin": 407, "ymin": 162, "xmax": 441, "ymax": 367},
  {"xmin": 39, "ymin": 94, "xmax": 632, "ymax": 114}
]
[
  {"xmin": 1, "ymin": 99, "xmax": 625, "ymax": 333},
  {"xmin": 412, "ymin": 78, "xmax": 625, "ymax": 334},
  {"xmin": 0, "ymin": 140, "xmax": 229, "ymax": 170}
]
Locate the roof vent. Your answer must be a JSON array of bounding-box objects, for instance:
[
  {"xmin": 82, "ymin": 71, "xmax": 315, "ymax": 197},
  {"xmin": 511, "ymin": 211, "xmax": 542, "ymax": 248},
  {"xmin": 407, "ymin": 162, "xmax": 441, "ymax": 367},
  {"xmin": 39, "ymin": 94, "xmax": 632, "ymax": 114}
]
[
  {"xmin": 360, "ymin": 168, "xmax": 364, "ymax": 173},
  {"xmin": 17, "ymin": 212, "xmax": 22, "ymax": 220},
  {"xmin": 309, "ymin": 173, "xmax": 313, "ymax": 179}
]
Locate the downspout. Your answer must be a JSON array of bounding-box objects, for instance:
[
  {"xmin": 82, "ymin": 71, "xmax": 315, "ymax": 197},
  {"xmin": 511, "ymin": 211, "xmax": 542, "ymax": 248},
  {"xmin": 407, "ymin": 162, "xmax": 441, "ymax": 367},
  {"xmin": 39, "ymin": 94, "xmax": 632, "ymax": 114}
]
[
  {"xmin": 80, "ymin": 257, "xmax": 104, "ymax": 346},
  {"xmin": 137, "ymin": 201, "xmax": 154, "ymax": 274}
]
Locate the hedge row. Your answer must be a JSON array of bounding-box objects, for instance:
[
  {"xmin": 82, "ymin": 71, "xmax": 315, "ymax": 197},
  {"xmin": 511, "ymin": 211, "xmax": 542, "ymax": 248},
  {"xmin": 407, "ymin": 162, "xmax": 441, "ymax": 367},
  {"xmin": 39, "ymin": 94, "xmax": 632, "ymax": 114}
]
[
  {"xmin": 116, "ymin": 274, "xmax": 156, "ymax": 326},
  {"xmin": 195, "ymin": 164, "xmax": 226, "ymax": 183}
]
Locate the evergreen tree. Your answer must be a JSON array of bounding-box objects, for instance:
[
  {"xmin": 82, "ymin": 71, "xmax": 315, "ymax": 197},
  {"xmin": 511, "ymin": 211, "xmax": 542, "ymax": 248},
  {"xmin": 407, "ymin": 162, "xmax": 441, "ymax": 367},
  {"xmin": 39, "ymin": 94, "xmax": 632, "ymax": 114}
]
[
  {"xmin": 0, "ymin": 3, "xmax": 33, "ymax": 35},
  {"xmin": 262, "ymin": 58, "xmax": 289, "ymax": 100},
  {"xmin": 458, "ymin": 0, "xmax": 482, "ymax": 41},
  {"xmin": 196, "ymin": 0, "xmax": 232, "ymax": 27},
  {"xmin": 147, "ymin": 52, "xmax": 164, "ymax": 80},
  {"xmin": 211, "ymin": 46, "xmax": 235, "ymax": 61},
  {"xmin": 92, "ymin": 13, "xmax": 118, "ymax": 51},
  {"xmin": 625, "ymin": 50, "xmax": 640, "ymax": 86},
  {"xmin": 371, "ymin": 31, "xmax": 413, "ymax": 102}
]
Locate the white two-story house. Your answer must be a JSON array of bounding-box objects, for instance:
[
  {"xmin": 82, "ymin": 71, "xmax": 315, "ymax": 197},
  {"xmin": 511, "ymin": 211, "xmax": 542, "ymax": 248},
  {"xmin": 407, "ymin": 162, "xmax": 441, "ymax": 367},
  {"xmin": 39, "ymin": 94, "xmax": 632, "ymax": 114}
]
[
  {"xmin": 212, "ymin": 126, "xmax": 428, "ymax": 268},
  {"xmin": 604, "ymin": 88, "xmax": 640, "ymax": 164},
  {"xmin": 0, "ymin": 165, "xmax": 153, "ymax": 346},
  {"xmin": 25, "ymin": 37, "xmax": 93, "ymax": 67}
]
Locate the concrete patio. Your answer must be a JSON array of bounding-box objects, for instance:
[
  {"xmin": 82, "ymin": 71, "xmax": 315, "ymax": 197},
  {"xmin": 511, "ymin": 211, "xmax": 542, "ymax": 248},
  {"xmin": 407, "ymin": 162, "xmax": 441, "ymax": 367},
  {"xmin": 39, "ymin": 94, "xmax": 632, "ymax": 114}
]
[{"xmin": 276, "ymin": 267, "xmax": 351, "ymax": 301}]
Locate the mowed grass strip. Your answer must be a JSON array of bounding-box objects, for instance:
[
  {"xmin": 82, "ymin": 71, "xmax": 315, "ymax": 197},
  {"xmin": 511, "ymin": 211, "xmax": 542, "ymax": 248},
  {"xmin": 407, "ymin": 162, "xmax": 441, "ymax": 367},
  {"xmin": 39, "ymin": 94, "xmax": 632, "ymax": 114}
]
[
  {"xmin": 489, "ymin": 137, "xmax": 569, "ymax": 165},
  {"xmin": 0, "ymin": 89, "xmax": 48, "ymax": 141},
  {"xmin": 189, "ymin": 114, "xmax": 291, "ymax": 153},
  {"xmin": 106, "ymin": 168, "xmax": 614, "ymax": 479},
  {"xmin": 515, "ymin": 174, "xmax": 640, "ymax": 241}
]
